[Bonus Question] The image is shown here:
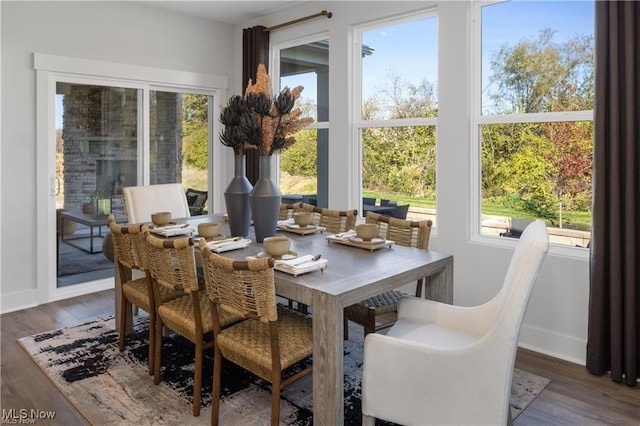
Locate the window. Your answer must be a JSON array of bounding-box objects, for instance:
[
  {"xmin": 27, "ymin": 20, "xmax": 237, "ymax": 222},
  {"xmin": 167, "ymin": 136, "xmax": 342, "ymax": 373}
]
[
  {"xmin": 356, "ymin": 12, "xmax": 438, "ymax": 222},
  {"xmin": 277, "ymin": 38, "xmax": 329, "ymax": 207},
  {"xmin": 150, "ymin": 91, "xmax": 210, "ymax": 211},
  {"xmin": 475, "ymin": 0, "xmax": 594, "ymax": 248}
]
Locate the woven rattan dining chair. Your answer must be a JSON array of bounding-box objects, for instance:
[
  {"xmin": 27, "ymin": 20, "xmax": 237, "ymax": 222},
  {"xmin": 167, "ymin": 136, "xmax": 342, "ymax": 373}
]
[
  {"xmin": 198, "ymin": 240, "xmax": 314, "ymax": 426},
  {"xmin": 108, "ymin": 215, "xmax": 182, "ymax": 376},
  {"xmin": 297, "ymin": 203, "xmax": 358, "ymax": 233},
  {"xmin": 144, "ymin": 232, "xmax": 242, "ymax": 417},
  {"xmin": 344, "ymin": 212, "xmax": 433, "ymax": 339},
  {"xmin": 278, "ymin": 202, "xmax": 303, "ymax": 220},
  {"xmin": 318, "ymin": 207, "xmax": 358, "ymax": 233}
]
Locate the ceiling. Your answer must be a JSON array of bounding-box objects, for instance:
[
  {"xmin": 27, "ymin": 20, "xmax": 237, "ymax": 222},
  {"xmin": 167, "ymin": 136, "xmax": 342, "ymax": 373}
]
[{"xmin": 139, "ymin": 1, "xmax": 309, "ymax": 24}]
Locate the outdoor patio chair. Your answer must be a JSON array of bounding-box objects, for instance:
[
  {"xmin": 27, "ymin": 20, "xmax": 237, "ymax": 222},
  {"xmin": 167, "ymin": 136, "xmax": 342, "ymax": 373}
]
[
  {"xmin": 185, "ymin": 188, "xmax": 208, "ymax": 216},
  {"xmin": 344, "ymin": 212, "xmax": 432, "ymax": 339},
  {"xmin": 389, "ymin": 203, "xmax": 410, "ymax": 219},
  {"xmin": 198, "ymin": 242, "xmax": 313, "ymax": 426},
  {"xmin": 363, "ymin": 197, "xmax": 376, "ymax": 205}
]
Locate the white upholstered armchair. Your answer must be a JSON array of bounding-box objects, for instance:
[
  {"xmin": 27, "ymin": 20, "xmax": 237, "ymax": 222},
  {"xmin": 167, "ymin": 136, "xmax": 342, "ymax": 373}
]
[
  {"xmin": 361, "ymin": 220, "xmax": 549, "ymax": 426},
  {"xmin": 123, "ymin": 183, "xmax": 191, "ymax": 224}
]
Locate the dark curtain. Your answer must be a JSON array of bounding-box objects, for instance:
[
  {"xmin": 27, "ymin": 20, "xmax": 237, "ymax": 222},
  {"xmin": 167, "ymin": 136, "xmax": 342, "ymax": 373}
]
[
  {"xmin": 242, "ymin": 26, "xmax": 270, "ymax": 185},
  {"xmin": 587, "ymin": 1, "xmax": 639, "ymax": 386}
]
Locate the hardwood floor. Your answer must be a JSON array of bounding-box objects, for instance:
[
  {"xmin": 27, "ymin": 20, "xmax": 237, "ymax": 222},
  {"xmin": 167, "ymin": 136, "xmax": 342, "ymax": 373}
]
[{"xmin": 1, "ymin": 289, "xmax": 638, "ymax": 425}]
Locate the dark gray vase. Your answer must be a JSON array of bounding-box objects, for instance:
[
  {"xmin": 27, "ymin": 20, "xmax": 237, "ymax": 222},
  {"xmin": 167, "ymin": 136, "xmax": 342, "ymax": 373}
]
[
  {"xmin": 250, "ymin": 155, "xmax": 282, "ymax": 243},
  {"xmin": 224, "ymin": 155, "xmax": 253, "ymax": 237}
]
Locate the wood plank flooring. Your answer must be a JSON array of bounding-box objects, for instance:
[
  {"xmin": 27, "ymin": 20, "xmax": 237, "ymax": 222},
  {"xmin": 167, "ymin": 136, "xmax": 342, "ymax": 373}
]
[{"xmin": 1, "ymin": 289, "xmax": 638, "ymax": 425}]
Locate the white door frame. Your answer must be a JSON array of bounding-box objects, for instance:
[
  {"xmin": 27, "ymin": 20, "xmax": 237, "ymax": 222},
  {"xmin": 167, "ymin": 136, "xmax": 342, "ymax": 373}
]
[{"xmin": 35, "ymin": 53, "xmax": 227, "ymax": 304}]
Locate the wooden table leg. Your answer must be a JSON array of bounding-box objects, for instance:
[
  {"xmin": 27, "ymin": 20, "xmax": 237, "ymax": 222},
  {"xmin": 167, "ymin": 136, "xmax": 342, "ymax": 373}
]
[
  {"xmin": 312, "ymin": 291, "xmax": 344, "ymax": 425},
  {"xmin": 424, "ymin": 259, "xmax": 454, "ymax": 304}
]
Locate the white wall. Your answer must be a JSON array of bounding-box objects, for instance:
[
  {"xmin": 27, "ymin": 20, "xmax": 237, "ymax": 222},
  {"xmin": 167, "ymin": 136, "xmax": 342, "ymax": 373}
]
[
  {"xmin": 1, "ymin": 2, "xmax": 235, "ymax": 310},
  {"xmin": 1, "ymin": 1, "xmax": 589, "ymax": 365},
  {"xmin": 237, "ymin": 1, "xmax": 589, "ymax": 365}
]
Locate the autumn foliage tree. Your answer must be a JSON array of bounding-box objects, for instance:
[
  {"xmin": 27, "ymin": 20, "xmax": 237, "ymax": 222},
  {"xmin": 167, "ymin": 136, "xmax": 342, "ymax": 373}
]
[{"xmin": 482, "ymin": 29, "xmax": 593, "ymax": 225}]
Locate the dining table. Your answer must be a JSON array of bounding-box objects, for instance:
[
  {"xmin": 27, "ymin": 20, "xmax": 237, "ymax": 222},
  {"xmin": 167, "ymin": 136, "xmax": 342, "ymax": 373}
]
[{"xmin": 114, "ymin": 213, "xmax": 453, "ymax": 425}]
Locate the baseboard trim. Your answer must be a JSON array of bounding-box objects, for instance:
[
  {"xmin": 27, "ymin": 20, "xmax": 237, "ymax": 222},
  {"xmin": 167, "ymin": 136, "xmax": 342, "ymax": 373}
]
[
  {"xmin": 519, "ymin": 323, "xmax": 586, "ymax": 366},
  {"xmin": 1, "ymin": 289, "xmax": 38, "ymax": 314}
]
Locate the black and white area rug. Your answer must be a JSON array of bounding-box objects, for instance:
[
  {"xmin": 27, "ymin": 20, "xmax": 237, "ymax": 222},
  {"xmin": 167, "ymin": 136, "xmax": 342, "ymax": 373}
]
[{"xmin": 18, "ymin": 317, "xmax": 550, "ymax": 425}]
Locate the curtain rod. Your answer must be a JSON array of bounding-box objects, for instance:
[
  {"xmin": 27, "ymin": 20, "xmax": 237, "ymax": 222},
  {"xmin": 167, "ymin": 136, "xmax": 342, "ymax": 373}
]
[{"xmin": 263, "ymin": 10, "xmax": 332, "ymax": 32}]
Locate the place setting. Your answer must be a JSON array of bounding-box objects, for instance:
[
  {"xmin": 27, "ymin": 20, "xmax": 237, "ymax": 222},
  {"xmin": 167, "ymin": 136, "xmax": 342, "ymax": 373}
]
[
  {"xmin": 248, "ymin": 236, "xmax": 328, "ymax": 276},
  {"xmin": 326, "ymin": 223, "xmax": 394, "ymax": 251},
  {"xmin": 277, "ymin": 212, "xmax": 326, "ymax": 235},
  {"xmin": 147, "ymin": 211, "xmax": 195, "ymax": 237}
]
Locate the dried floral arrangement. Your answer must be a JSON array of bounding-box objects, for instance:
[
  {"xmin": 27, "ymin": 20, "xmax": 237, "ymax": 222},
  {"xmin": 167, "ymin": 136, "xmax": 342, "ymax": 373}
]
[{"xmin": 219, "ymin": 64, "xmax": 313, "ymax": 156}]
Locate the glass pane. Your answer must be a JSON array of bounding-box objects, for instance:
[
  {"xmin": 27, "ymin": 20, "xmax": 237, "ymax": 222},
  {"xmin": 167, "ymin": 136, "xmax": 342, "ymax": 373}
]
[
  {"xmin": 480, "ymin": 121, "xmax": 592, "ymax": 246},
  {"xmin": 55, "ymin": 82, "xmax": 138, "ymax": 286},
  {"xmin": 150, "ymin": 91, "xmax": 209, "ymax": 213},
  {"xmin": 280, "ymin": 39, "xmax": 329, "ymax": 207},
  {"xmin": 481, "ymin": 1, "xmax": 594, "ymax": 115},
  {"xmin": 280, "ymin": 39, "xmax": 329, "ymax": 122},
  {"xmin": 280, "ymin": 128, "xmax": 318, "ymax": 203},
  {"xmin": 362, "ymin": 16, "xmax": 438, "ymax": 120},
  {"xmin": 361, "ymin": 126, "xmax": 436, "ymax": 223}
]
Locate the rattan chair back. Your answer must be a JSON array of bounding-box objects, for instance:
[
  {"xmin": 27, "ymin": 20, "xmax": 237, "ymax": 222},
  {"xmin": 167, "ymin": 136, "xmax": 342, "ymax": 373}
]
[
  {"xmin": 145, "ymin": 233, "xmax": 198, "ymax": 294},
  {"xmin": 108, "ymin": 215, "xmax": 147, "ymax": 271},
  {"xmin": 279, "ymin": 202, "xmax": 303, "ymax": 220},
  {"xmin": 319, "ymin": 208, "xmax": 358, "ymax": 233},
  {"xmin": 366, "ymin": 212, "xmax": 432, "ymax": 249},
  {"xmin": 199, "ymin": 241, "xmax": 277, "ymax": 324}
]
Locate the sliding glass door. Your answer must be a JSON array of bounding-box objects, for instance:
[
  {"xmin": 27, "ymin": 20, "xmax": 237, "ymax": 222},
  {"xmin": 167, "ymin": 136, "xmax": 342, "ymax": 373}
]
[
  {"xmin": 55, "ymin": 82, "xmax": 139, "ymax": 287},
  {"xmin": 54, "ymin": 83, "xmax": 213, "ymax": 289}
]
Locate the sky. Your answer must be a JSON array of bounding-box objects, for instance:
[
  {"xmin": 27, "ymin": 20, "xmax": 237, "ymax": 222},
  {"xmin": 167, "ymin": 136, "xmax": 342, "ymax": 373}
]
[
  {"xmin": 281, "ymin": 0, "xmax": 594, "ymax": 115},
  {"xmin": 57, "ymin": 1, "xmax": 594, "ymax": 128}
]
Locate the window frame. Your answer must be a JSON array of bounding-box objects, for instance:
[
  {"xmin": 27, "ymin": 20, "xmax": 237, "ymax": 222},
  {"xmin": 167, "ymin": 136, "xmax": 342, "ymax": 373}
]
[
  {"xmin": 271, "ymin": 33, "xmax": 330, "ymax": 204},
  {"xmin": 469, "ymin": 1, "xmax": 592, "ymax": 259}
]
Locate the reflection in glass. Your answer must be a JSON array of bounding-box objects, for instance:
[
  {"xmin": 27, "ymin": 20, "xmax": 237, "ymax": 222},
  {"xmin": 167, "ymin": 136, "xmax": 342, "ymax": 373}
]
[{"xmin": 149, "ymin": 91, "xmax": 209, "ymax": 211}]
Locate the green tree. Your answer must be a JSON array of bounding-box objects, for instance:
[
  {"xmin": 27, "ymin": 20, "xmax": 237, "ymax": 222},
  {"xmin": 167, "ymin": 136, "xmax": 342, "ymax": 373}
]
[
  {"xmin": 182, "ymin": 94, "xmax": 208, "ymax": 169},
  {"xmin": 489, "ymin": 28, "xmax": 593, "ymax": 114},
  {"xmin": 485, "ymin": 29, "xmax": 594, "ymax": 221}
]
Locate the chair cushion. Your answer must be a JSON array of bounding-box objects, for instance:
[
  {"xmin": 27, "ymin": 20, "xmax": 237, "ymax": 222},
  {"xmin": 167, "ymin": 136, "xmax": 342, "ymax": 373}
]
[
  {"xmin": 158, "ymin": 290, "xmax": 240, "ymax": 342},
  {"xmin": 216, "ymin": 307, "xmax": 313, "ymax": 382},
  {"xmin": 345, "ymin": 290, "xmax": 407, "ymax": 325},
  {"xmin": 387, "ymin": 319, "xmax": 480, "ymax": 349},
  {"xmin": 123, "ymin": 278, "xmax": 182, "ymax": 312}
]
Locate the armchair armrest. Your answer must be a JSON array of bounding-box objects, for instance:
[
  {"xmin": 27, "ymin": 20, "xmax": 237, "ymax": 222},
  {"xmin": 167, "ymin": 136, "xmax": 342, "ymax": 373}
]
[{"xmin": 397, "ymin": 296, "xmax": 499, "ymax": 339}]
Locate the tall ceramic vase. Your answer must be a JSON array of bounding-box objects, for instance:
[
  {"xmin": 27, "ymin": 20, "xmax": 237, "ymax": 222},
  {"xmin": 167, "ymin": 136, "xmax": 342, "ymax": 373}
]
[
  {"xmin": 224, "ymin": 155, "xmax": 253, "ymax": 237},
  {"xmin": 250, "ymin": 155, "xmax": 282, "ymax": 243}
]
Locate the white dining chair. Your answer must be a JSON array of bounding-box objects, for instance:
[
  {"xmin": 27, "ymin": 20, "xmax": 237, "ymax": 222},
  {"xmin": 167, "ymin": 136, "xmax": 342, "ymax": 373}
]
[
  {"xmin": 361, "ymin": 220, "xmax": 550, "ymax": 426},
  {"xmin": 123, "ymin": 183, "xmax": 191, "ymax": 224}
]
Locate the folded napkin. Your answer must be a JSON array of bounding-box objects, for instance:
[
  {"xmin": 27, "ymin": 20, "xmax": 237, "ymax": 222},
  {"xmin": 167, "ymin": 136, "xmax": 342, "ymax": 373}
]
[
  {"xmin": 275, "ymin": 254, "xmax": 328, "ymax": 276},
  {"xmin": 334, "ymin": 229, "xmax": 356, "ymax": 240},
  {"xmin": 276, "ymin": 254, "xmax": 317, "ymax": 267},
  {"xmin": 206, "ymin": 238, "xmax": 251, "ymax": 253},
  {"xmin": 149, "ymin": 224, "xmax": 194, "ymax": 237},
  {"xmin": 277, "ymin": 219, "xmax": 295, "ymax": 227}
]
